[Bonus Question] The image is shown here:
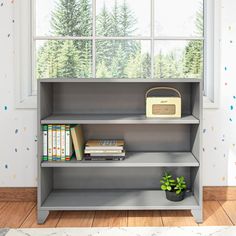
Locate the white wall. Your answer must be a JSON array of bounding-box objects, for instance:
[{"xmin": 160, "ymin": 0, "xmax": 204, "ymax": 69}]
[{"xmin": 0, "ymin": 0, "xmax": 235, "ymax": 187}]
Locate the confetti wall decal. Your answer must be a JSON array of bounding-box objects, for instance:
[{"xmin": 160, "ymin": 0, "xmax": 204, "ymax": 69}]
[{"xmin": 0, "ymin": 0, "xmax": 236, "ymax": 188}]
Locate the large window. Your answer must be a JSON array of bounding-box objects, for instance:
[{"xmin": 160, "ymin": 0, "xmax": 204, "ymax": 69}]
[
  {"xmin": 34, "ymin": 0, "xmax": 204, "ymax": 84},
  {"xmin": 15, "ymin": 0, "xmax": 220, "ymax": 108}
]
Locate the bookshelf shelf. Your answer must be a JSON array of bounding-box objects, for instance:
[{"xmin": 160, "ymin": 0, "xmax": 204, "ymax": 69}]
[
  {"xmin": 41, "ymin": 152, "xmax": 199, "ymax": 168},
  {"xmin": 38, "ymin": 78, "xmax": 202, "ymax": 224},
  {"xmin": 41, "ymin": 114, "xmax": 199, "ymax": 125},
  {"xmin": 41, "ymin": 189, "xmax": 199, "ymax": 211}
]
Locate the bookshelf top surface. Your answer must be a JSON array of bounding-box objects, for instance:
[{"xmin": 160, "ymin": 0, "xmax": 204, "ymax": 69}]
[{"xmin": 38, "ymin": 78, "xmax": 202, "ymax": 83}]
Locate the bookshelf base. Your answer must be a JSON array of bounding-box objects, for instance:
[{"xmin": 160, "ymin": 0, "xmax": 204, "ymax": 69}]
[{"xmin": 40, "ymin": 189, "xmax": 199, "ymax": 209}]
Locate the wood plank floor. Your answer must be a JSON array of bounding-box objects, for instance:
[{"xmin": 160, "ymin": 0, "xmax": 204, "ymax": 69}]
[{"xmin": 0, "ymin": 201, "xmax": 235, "ymax": 228}]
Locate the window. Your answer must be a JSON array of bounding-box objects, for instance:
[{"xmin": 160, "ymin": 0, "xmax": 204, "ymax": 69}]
[{"xmin": 15, "ymin": 0, "xmax": 220, "ymax": 108}]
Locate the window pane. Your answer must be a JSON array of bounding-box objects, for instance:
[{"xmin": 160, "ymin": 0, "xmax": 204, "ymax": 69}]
[
  {"xmin": 36, "ymin": 40, "xmax": 92, "ymax": 78},
  {"xmin": 154, "ymin": 40, "xmax": 203, "ymax": 79},
  {"xmin": 36, "ymin": 0, "xmax": 92, "ymax": 36},
  {"xmin": 96, "ymin": 40, "xmax": 151, "ymax": 78},
  {"xmin": 96, "ymin": 0, "xmax": 151, "ymax": 36},
  {"xmin": 155, "ymin": 0, "xmax": 203, "ymax": 37}
]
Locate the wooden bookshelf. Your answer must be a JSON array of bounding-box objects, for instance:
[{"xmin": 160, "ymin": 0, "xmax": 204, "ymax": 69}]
[{"xmin": 38, "ymin": 78, "xmax": 202, "ymax": 223}]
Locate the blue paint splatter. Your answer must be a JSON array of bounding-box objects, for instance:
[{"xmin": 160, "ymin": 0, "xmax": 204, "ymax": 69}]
[
  {"xmin": 230, "ymin": 105, "xmax": 234, "ymax": 110},
  {"xmin": 15, "ymin": 129, "xmax": 18, "ymax": 134},
  {"xmin": 5, "ymin": 164, "xmax": 8, "ymax": 169},
  {"xmin": 203, "ymin": 129, "xmax": 206, "ymax": 133}
]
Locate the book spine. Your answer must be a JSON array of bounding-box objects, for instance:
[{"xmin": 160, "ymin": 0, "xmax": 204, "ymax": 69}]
[
  {"xmin": 56, "ymin": 125, "xmax": 61, "ymax": 161},
  {"xmin": 65, "ymin": 125, "xmax": 71, "ymax": 161},
  {"xmin": 42, "ymin": 125, "xmax": 48, "ymax": 161},
  {"xmin": 61, "ymin": 125, "xmax": 66, "ymax": 161},
  {"xmin": 48, "ymin": 125, "xmax": 53, "ymax": 161},
  {"xmin": 52, "ymin": 125, "xmax": 57, "ymax": 161}
]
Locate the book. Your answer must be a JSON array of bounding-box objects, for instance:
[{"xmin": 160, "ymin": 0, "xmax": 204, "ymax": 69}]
[
  {"xmin": 65, "ymin": 125, "xmax": 73, "ymax": 161},
  {"xmin": 48, "ymin": 125, "xmax": 53, "ymax": 161},
  {"xmin": 52, "ymin": 125, "xmax": 57, "ymax": 161},
  {"xmin": 84, "ymin": 149, "xmax": 123, "ymax": 154},
  {"xmin": 85, "ymin": 140, "xmax": 124, "ymax": 150},
  {"xmin": 56, "ymin": 125, "xmax": 61, "ymax": 161},
  {"xmin": 70, "ymin": 125, "xmax": 84, "ymax": 161},
  {"xmin": 42, "ymin": 125, "xmax": 48, "ymax": 161},
  {"xmin": 61, "ymin": 125, "xmax": 66, "ymax": 161},
  {"xmin": 89, "ymin": 152, "xmax": 125, "ymax": 157}
]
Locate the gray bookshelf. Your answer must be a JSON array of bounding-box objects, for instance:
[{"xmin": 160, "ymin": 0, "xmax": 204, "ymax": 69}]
[{"xmin": 37, "ymin": 78, "xmax": 202, "ymax": 223}]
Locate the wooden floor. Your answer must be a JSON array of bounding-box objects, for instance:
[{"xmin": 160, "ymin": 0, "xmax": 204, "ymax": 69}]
[{"xmin": 0, "ymin": 201, "xmax": 235, "ymax": 228}]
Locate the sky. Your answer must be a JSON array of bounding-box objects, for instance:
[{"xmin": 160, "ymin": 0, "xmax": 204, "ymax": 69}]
[
  {"xmin": 36, "ymin": 0, "xmax": 203, "ymax": 37},
  {"xmin": 35, "ymin": 0, "xmax": 203, "ymax": 54}
]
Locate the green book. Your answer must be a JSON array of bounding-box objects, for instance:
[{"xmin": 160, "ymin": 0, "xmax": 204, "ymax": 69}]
[{"xmin": 42, "ymin": 125, "xmax": 48, "ymax": 161}]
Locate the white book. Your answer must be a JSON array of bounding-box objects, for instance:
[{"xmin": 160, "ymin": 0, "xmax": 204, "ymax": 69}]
[
  {"xmin": 85, "ymin": 146, "xmax": 123, "ymax": 151},
  {"xmin": 61, "ymin": 125, "xmax": 66, "ymax": 161},
  {"xmin": 56, "ymin": 125, "xmax": 61, "ymax": 160},
  {"xmin": 84, "ymin": 149, "xmax": 123, "ymax": 154},
  {"xmin": 52, "ymin": 125, "xmax": 57, "ymax": 161},
  {"xmin": 90, "ymin": 152, "xmax": 126, "ymax": 157},
  {"xmin": 48, "ymin": 125, "xmax": 53, "ymax": 161},
  {"xmin": 65, "ymin": 125, "xmax": 72, "ymax": 160},
  {"xmin": 43, "ymin": 125, "xmax": 48, "ymax": 161}
]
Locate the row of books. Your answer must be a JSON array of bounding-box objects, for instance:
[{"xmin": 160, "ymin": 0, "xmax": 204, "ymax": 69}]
[
  {"xmin": 42, "ymin": 124, "xmax": 83, "ymax": 161},
  {"xmin": 84, "ymin": 140, "xmax": 125, "ymax": 161}
]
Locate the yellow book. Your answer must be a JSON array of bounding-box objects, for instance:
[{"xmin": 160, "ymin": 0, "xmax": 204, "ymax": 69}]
[{"xmin": 70, "ymin": 125, "xmax": 84, "ymax": 161}]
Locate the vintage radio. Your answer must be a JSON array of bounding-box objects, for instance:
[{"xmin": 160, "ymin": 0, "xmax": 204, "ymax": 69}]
[{"xmin": 146, "ymin": 87, "xmax": 181, "ymax": 118}]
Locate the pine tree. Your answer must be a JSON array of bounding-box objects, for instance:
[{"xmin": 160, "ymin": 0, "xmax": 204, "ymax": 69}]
[
  {"xmin": 124, "ymin": 53, "xmax": 142, "ymax": 78},
  {"xmin": 154, "ymin": 50, "xmax": 168, "ymax": 78},
  {"xmin": 111, "ymin": 44, "xmax": 127, "ymax": 78},
  {"xmin": 119, "ymin": 0, "xmax": 136, "ymax": 36},
  {"xmin": 141, "ymin": 53, "xmax": 151, "ymax": 78},
  {"xmin": 57, "ymin": 40, "xmax": 80, "ymax": 77},
  {"xmin": 96, "ymin": 61, "xmax": 111, "ymax": 78},
  {"xmin": 51, "ymin": 0, "xmax": 80, "ymax": 36},
  {"xmin": 183, "ymin": 2, "xmax": 203, "ymax": 78}
]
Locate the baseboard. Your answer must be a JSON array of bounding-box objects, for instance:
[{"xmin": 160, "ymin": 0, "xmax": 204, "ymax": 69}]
[
  {"xmin": 0, "ymin": 187, "xmax": 236, "ymax": 202},
  {"xmin": 0, "ymin": 187, "xmax": 36, "ymax": 202}
]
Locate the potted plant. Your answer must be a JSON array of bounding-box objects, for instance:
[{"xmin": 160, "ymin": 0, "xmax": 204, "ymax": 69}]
[{"xmin": 160, "ymin": 172, "xmax": 187, "ymax": 202}]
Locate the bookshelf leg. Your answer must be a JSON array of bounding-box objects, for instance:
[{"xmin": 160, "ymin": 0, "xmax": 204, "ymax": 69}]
[
  {"xmin": 191, "ymin": 209, "xmax": 203, "ymax": 223},
  {"xmin": 37, "ymin": 210, "xmax": 49, "ymax": 224}
]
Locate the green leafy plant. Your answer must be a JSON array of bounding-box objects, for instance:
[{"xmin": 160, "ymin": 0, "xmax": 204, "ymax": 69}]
[
  {"xmin": 174, "ymin": 176, "xmax": 187, "ymax": 195},
  {"xmin": 160, "ymin": 172, "xmax": 187, "ymax": 195},
  {"xmin": 160, "ymin": 172, "xmax": 176, "ymax": 191}
]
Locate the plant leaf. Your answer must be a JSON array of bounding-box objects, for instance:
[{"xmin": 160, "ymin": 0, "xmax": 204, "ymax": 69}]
[{"xmin": 161, "ymin": 185, "xmax": 167, "ymax": 191}]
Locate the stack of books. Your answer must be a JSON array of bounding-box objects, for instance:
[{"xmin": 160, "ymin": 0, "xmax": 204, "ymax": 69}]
[
  {"xmin": 42, "ymin": 124, "xmax": 84, "ymax": 161},
  {"xmin": 84, "ymin": 140, "xmax": 125, "ymax": 161}
]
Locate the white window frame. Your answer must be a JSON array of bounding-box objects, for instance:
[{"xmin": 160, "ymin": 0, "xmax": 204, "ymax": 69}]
[{"xmin": 14, "ymin": 0, "xmax": 221, "ymax": 109}]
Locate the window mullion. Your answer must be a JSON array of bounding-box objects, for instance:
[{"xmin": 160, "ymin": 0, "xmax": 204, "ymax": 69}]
[
  {"xmin": 92, "ymin": 0, "xmax": 96, "ymax": 78},
  {"xmin": 151, "ymin": 0, "xmax": 154, "ymax": 79}
]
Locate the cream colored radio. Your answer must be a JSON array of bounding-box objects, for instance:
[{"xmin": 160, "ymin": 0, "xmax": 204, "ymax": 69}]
[{"xmin": 146, "ymin": 87, "xmax": 181, "ymax": 118}]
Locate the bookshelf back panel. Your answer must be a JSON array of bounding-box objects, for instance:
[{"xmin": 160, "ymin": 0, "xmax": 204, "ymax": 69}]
[
  {"xmin": 82, "ymin": 124, "xmax": 190, "ymax": 152},
  {"xmin": 51, "ymin": 82, "xmax": 196, "ymax": 115},
  {"xmin": 53, "ymin": 167, "xmax": 191, "ymax": 190}
]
